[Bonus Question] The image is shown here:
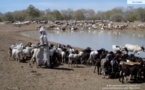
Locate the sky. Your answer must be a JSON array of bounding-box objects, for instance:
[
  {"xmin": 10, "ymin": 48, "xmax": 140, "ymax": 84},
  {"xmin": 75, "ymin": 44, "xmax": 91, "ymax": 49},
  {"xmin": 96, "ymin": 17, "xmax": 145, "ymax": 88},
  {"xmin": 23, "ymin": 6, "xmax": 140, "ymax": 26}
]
[{"xmin": 0, "ymin": 0, "xmax": 145, "ymax": 13}]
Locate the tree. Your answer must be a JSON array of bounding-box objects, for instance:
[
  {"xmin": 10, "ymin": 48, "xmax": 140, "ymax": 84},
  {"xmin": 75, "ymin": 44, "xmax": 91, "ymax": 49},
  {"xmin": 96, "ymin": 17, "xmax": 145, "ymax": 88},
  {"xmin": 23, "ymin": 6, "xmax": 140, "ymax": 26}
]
[
  {"xmin": 60, "ymin": 9, "xmax": 74, "ymax": 20},
  {"xmin": 0, "ymin": 12, "xmax": 4, "ymax": 21},
  {"xmin": 135, "ymin": 8, "xmax": 145, "ymax": 22},
  {"xmin": 95, "ymin": 11, "xmax": 105, "ymax": 20},
  {"xmin": 4, "ymin": 12, "xmax": 14, "ymax": 22},
  {"xmin": 109, "ymin": 7, "xmax": 125, "ymax": 22},
  {"xmin": 51, "ymin": 10, "xmax": 63, "ymax": 20},
  {"xmin": 83, "ymin": 9, "xmax": 96, "ymax": 20},
  {"xmin": 26, "ymin": 5, "xmax": 41, "ymax": 20},
  {"xmin": 44, "ymin": 9, "xmax": 55, "ymax": 20},
  {"xmin": 1, "ymin": 6, "xmax": 145, "ymax": 22},
  {"xmin": 13, "ymin": 10, "xmax": 27, "ymax": 21},
  {"xmin": 110, "ymin": 13, "xmax": 123, "ymax": 22},
  {"xmin": 124, "ymin": 6, "xmax": 136, "ymax": 22},
  {"xmin": 35, "ymin": 10, "xmax": 49, "ymax": 21},
  {"xmin": 105, "ymin": 10, "xmax": 113, "ymax": 20},
  {"xmin": 73, "ymin": 9, "xmax": 85, "ymax": 20}
]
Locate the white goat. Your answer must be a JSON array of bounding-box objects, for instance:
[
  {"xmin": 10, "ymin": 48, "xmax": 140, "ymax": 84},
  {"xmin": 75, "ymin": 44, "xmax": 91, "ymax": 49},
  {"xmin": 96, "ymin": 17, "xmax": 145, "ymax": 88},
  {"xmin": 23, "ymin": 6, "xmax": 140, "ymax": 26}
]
[
  {"xmin": 9, "ymin": 43, "xmax": 23, "ymax": 62},
  {"xmin": 112, "ymin": 45, "xmax": 123, "ymax": 53},
  {"xmin": 22, "ymin": 46, "xmax": 33, "ymax": 59},
  {"xmin": 68, "ymin": 53, "xmax": 80, "ymax": 67},
  {"xmin": 68, "ymin": 48, "xmax": 81, "ymax": 67},
  {"xmin": 87, "ymin": 50, "xmax": 98, "ymax": 65}
]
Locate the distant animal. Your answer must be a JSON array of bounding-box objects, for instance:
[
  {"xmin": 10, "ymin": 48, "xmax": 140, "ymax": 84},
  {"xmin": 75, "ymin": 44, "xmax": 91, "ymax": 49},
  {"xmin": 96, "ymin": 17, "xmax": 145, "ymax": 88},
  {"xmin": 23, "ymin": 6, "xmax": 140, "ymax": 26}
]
[
  {"xmin": 124, "ymin": 44, "xmax": 145, "ymax": 54},
  {"xmin": 138, "ymin": 23, "xmax": 145, "ymax": 28}
]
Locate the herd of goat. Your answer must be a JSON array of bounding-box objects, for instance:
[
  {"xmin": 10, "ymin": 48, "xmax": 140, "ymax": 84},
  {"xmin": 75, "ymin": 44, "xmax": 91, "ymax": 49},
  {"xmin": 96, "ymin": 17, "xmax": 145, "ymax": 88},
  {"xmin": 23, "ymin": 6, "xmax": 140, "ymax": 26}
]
[{"xmin": 9, "ymin": 42, "xmax": 145, "ymax": 83}]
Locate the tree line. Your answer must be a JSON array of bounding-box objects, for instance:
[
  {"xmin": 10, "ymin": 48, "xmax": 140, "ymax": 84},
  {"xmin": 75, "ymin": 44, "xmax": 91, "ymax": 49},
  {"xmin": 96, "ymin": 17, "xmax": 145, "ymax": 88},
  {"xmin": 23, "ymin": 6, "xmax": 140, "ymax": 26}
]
[{"xmin": 0, "ymin": 5, "xmax": 145, "ymax": 22}]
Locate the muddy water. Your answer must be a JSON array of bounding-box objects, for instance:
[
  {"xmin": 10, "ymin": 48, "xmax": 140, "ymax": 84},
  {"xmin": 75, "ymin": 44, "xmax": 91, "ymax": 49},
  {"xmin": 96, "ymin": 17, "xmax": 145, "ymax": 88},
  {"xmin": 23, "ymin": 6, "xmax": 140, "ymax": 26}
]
[{"xmin": 21, "ymin": 29, "xmax": 145, "ymax": 57}]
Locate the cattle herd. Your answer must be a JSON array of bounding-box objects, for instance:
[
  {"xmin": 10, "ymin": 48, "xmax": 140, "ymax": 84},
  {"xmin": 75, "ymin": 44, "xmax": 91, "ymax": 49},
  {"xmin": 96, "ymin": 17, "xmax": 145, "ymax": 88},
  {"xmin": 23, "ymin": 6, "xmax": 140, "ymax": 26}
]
[
  {"xmin": 5, "ymin": 20, "xmax": 145, "ymax": 30},
  {"xmin": 9, "ymin": 42, "xmax": 145, "ymax": 84}
]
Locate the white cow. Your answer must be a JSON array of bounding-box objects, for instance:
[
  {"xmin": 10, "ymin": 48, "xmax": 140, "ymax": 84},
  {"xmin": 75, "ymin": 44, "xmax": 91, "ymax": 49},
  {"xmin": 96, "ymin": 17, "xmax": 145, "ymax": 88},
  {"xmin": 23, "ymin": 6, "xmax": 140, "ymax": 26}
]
[{"xmin": 124, "ymin": 44, "xmax": 145, "ymax": 54}]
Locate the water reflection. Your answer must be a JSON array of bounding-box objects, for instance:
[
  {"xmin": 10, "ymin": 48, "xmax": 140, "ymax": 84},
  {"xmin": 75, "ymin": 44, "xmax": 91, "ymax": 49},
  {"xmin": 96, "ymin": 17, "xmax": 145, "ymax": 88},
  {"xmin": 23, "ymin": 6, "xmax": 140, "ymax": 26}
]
[{"xmin": 21, "ymin": 29, "xmax": 145, "ymax": 57}]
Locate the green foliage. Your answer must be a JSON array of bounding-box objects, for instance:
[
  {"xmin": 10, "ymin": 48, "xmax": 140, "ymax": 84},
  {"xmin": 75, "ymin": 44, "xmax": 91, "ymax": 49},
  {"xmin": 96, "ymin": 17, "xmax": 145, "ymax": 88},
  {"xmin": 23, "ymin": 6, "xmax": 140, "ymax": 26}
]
[
  {"xmin": 0, "ymin": 12, "xmax": 4, "ymax": 21},
  {"xmin": 110, "ymin": 13, "xmax": 123, "ymax": 22},
  {"xmin": 1, "ymin": 5, "xmax": 145, "ymax": 22},
  {"xmin": 51, "ymin": 10, "xmax": 63, "ymax": 20},
  {"xmin": 60, "ymin": 9, "xmax": 73, "ymax": 20},
  {"xmin": 126, "ymin": 13, "xmax": 136, "ymax": 22},
  {"xmin": 95, "ymin": 11, "xmax": 104, "ymax": 20},
  {"xmin": 109, "ymin": 7, "xmax": 125, "ymax": 22},
  {"xmin": 4, "ymin": 12, "xmax": 14, "ymax": 22},
  {"xmin": 105, "ymin": 10, "xmax": 113, "ymax": 20},
  {"xmin": 26, "ymin": 5, "xmax": 41, "ymax": 20},
  {"xmin": 83, "ymin": 9, "xmax": 96, "ymax": 20},
  {"xmin": 135, "ymin": 8, "xmax": 145, "ymax": 22},
  {"xmin": 73, "ymin": 9, "xmax": 85, "ymax": 20},
  {"xmin": 13, "ymin": 10, "xmax": 27, "ymax": 21},
  {"xmin": 124, "ymin": 6, "xmax": 136, "ymax": 22}
]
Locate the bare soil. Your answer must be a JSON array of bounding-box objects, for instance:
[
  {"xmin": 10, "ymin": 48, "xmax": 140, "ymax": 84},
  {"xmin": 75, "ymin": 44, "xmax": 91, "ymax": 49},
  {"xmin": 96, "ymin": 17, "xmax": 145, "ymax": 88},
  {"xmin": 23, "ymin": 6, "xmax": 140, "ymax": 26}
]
[{"xmin": 0, "ymin": 23, "xmax": 145, "ymax": 90}]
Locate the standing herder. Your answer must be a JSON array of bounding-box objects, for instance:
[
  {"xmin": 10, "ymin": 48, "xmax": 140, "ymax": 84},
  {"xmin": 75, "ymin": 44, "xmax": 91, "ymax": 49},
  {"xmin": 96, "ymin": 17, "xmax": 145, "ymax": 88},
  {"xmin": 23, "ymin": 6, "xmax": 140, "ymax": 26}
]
[{"xmin": 35, "ymin": 26, "xmax": 51, "ymax": 68}]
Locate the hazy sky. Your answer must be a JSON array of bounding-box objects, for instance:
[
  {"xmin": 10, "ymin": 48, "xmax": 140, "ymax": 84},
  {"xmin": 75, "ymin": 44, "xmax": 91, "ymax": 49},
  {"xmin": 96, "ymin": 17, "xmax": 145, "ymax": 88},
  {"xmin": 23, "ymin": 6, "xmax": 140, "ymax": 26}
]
[{"xmin": 0, "ymin": 0, "xmax": 145, "ymax": 13}]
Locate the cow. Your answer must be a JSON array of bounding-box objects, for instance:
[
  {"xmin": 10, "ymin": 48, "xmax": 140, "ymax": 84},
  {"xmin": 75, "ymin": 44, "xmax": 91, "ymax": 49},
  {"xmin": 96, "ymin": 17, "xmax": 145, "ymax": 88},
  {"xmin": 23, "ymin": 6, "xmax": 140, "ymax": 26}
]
[{"xmin": 124, "ymin": 44, "xmax": 145, "ymax": 54}]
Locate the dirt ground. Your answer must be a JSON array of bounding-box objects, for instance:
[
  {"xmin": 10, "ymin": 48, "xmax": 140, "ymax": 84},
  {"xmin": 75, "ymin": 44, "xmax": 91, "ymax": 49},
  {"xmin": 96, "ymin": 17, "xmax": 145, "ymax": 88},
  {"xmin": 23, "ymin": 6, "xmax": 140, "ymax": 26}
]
[{"xmin": 0, "ymin": 23, "xmax": 145, "ymax": 90}]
